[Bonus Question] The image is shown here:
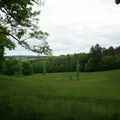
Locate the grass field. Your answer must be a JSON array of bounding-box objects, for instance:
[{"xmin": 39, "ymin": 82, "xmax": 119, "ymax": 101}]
[{"xmin": 0, "ymin": 70, "xmax": 120, "ymax": 120}]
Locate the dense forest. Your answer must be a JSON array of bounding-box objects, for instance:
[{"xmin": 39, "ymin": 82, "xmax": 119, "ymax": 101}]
[{"xmin": 1, "ymin": 44, "xmax": 120, "ymax": 76}]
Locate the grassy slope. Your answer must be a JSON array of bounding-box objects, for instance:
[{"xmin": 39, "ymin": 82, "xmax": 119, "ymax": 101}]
[{"xmin": 0, "ymin": 70, "xmax": 120, "ymax": 120}]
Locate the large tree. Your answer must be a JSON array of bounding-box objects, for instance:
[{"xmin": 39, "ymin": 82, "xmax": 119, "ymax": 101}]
[
  {"xmin": 85, "ymin": 44, "xmax": 103, "ymax": 72},
  {"xmin": 0, "ymin": 30, "xmax": 15, "ymax": 73},
  {"xmin": 0, "ymin": 0, "xmax": 52, "ymax": 55}
]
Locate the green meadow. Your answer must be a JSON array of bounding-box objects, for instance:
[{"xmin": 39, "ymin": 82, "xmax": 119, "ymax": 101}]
[{"xmin": 0, "ymin": 70, "xmax": 120, "ymax": 120}]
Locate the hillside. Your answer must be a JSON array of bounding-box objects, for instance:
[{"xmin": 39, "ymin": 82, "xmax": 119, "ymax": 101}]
[{"xmin": 0, "ymin": 70, "xmax": 120, "ymax": 120}]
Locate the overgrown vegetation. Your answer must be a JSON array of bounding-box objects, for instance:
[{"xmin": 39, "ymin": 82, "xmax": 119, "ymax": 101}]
[
  {"xmin": 1, "ymin": 44, "xmax": 120, "ymax": 76},
  {"xmin": 0, "ymin": 0, "xmax": 52, "ymax": 75}
]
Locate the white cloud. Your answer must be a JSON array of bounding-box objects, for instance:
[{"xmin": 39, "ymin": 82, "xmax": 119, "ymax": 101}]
[{"xmin": 6, "ymin": 0, "xmax": 120, "ymax": 55}]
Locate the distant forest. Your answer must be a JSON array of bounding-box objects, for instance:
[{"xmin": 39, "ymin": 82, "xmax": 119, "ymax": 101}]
[{"xmin": 1, "ymin": 44, "xmax": 120, "ymax": 75}]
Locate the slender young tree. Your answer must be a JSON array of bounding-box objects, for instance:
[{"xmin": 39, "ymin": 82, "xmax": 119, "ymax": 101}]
[
  {"xmin": 67, "ymin": 54, "xmax": 72, "ymax": 72},
  {"xmin": 43, "ymin": 60, "xmax": 46, "ymax": 76},
  {"xmin": 76, "ymin": 60, "xmax": 79, "ymax": 80}
]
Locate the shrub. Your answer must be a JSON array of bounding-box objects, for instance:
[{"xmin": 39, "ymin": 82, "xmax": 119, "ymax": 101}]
[
  {"xmin": 3, "ymin": 60, "xmax": 16, "ymax": 75},
  {"xmin": 22, "ymin": 62, "xmax": 33, "ymax": 75}
]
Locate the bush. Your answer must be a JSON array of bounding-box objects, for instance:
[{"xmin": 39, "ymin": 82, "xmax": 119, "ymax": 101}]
[
  {"xmin": 84, "ymin": 58, "xmax": 101, "ymax": 72},
  {"xmin": 84, "ymin": 59, "xmax": 94, "ymax": 72},
  {"xmin": 0, "ymin": 62, "xmax": 5, "ymax": 74},
  {"xmin": 3, "ymin": 60, "xmax": 16, "ymax": 75},
  {"xmin": 14, "ymin": 63, "xmax": 23, "ymax": 76},
  {"xmin": 101, "ymin": 56, "xmax": 115, "ymax": 70},
  {"xmin": 22, "ymin": 62, "xmax": 33, "ymax": 75},
  {"xmin": 32, "ymin": 61, "xmax": 43, "ymax": 73},
  {"xmin": 3, "ymin": 60, "xmax": 23, "ymax": 76}
]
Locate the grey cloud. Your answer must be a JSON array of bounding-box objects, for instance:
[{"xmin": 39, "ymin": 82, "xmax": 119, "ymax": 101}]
[{"xmin": 6, "ymin": 0, "xmax": 120, "ymax": 56}]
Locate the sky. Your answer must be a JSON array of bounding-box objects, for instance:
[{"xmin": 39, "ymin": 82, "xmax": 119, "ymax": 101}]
[{"xmin": 6, "ymin": 0, "xmax": 120, "ymax": 56}]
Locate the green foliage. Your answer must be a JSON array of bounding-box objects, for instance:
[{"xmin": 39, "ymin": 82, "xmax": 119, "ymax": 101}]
[
  {"xmin": 0, "ymin": 0, "xmax": 52, "ymax": 74},
  {"xmin": 0, "ymin": 33, "xmax": 15, "ymax": 74},
  {"xmin": 3, "ymin": 60, "xmax": 16, "ymax": 75},
  {"xmin": 67, "ymin": 54, "xmax": 72, "ymax": 72},
  {"xmin": 114, "ymin": 55, "xmax": 120, "ymax": 69},
  {"xmin": 46, "ymin": 57, "xmax": 68, "ymax": 73},
  {"xmin": 76, "ymin": 61, "xmax": 79, "ymax": 80},
  {"xmin": 101, "ymin": 56, "xmax": 115, "ymax": 70},
  {"xmin": 43, "ymin": 60, "xmax": 46, "ymax": 75},
  {"xmin": 3, "ymin": 60, "xmax": 22, "ymax": 75},
  {"xmin": 32, "ymin": 60, "xmax": 43, "ymax": 73},
  {"xmin": 79, "ymin": 53, "xmax": 89, "ymax": 72},
  {"xmin": 90, "ymin": 44, "xmax": 102, "ymax": 64},
  {"xmin": 0, "ymin": 30, "xmax": 15, "ymax": 50},
  {"xmin": 14, "ymin": 62, "xmax": 23, "ymax": 75},
  {"xmin": 85, "ymin": 44, "xmax": 104, "ymax": 72},
  {"xmin": 0, "ymin": 50, "xmax": 4, "ymax": 74},
  {"xmin": 0, "ymin": 0, "xmax": 52, "ymax": 55},
  {"xmin": 84, "ymin": 58, "xmax": 94, "ymax": 72},
  {"xmin": 22, "ymin": 62, "xmax": 33, "ymax": 75},
  {"xmin": 2, "ymin": 45, "xmax": 120, "ymax": 76}
]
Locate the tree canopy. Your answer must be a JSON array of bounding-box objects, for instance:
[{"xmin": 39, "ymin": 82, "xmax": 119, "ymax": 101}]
[
  {"xmin": 0, "ymin": 0, "xmax": 52, "ymax": 55},
  {"xmin": 116, "ymin": 0, "xmax": 120, "ymax": 4},
  {"xmin": 0, "ymin": 0, "xmax": 119, "ymax": 55}
]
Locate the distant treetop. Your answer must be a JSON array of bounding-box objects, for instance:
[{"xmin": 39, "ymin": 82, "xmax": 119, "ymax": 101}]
[{"xmin": 116, "ymin": 0, "xmax": 120, "ymax": 4}]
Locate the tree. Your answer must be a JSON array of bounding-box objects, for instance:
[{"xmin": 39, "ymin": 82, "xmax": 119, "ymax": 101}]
[
  {"xmin": 101, "ymin": 56, "xmax": 115, "ymax": 70},
  {"xmin": 32, "ymin": 60, "xmax": 43, "ymax": 73},
  {"xmin": 115, "ymin": 46, "xmax": 120, "ymax": 54},
  {"xmin": 116, "ymin": 0, "xmax": 120, "ymax": 4},
  {"xmin": 84, "ymin": 58, "xmax": 94, "ymax": 72},
  {"xmin": 76, "ymin": 61, "xmax": 79, "ymax": 80},
  {"xmin": 3, "ymin": 60, "xmax": 17, "ymax": 75},
  {"xmin": 43, "ymin": 60, "xmax": 46, "ymax": 75},
  {"xmin": 22, "ymin": 62, "xmax": 33, "ymax": 75},
  {"xmin": 85, "ymin": 44, "xmax": 103, "ymax": 72},
  {"xmin": 0, "ymin": 0, "xmax": 52, "ymax": 55},
  {"xmin": 103, "ymin": 46, "xmax": 115, "ymax": 56},
  {"xmin": 90, "ymin": 44, "xmax": 103, "ymax": 64},
  {"xmin": 67, "ymin": 54, "xmax": 72, "ymax": 72},
  {"xmin": 0, "ymin": 33, "xmax": 15, "ymax": 73},
  {"xmin": 79, "ymin": 53, "xmax": 89, "ymax": 72}
]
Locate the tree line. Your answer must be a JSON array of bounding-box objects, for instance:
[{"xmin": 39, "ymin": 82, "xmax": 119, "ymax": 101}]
[
  {"xmin": 0, "ymin": 0, "xmax": 119, "ymax": 76},
  {"xmin": 0, "ymin": 44, "xmax": 119, "ymax": 76}
]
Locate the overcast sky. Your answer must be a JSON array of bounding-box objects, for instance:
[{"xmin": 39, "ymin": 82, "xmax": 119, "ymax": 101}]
[{"xmin": 6, "ymin": 0, "xmax": 120, "ymax": 56}]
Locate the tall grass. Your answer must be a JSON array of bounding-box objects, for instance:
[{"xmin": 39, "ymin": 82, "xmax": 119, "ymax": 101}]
[{"xmin": 0, "ymin": 70, "xmax": 120, "ymax": 120}]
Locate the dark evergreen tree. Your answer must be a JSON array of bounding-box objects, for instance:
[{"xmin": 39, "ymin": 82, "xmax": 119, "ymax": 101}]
[
  {"xmin": 115, "ymin": 46, "xmax": 120, "ymax": 54},
  {"xmin": 103, "ymin": 46, "xmax": 115, "ymax": 56},
  {"xmin": 85, "ymin": 44, "xmax": 103, "ymax": 71}
]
